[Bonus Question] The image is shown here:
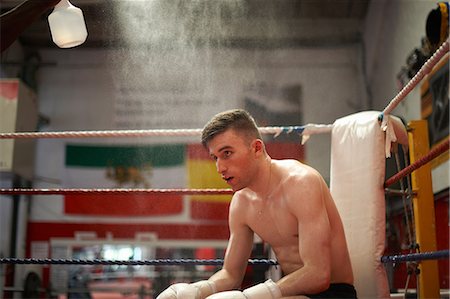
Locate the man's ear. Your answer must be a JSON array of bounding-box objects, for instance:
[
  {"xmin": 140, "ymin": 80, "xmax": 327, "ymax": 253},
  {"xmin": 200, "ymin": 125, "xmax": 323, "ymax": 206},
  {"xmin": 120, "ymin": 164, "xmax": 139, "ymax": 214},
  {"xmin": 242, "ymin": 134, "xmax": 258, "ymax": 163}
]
[{"xmin": 252, "ymin": 139, "xmax": 265, "ymax": 155}]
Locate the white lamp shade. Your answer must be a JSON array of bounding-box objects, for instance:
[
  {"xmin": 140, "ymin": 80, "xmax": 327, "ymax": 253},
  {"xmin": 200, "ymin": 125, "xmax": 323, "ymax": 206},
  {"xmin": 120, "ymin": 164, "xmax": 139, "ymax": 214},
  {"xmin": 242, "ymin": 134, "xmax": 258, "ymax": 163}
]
[{"xmin": 48, "ymin": 1, "xmax": 88, "ymax": 48}]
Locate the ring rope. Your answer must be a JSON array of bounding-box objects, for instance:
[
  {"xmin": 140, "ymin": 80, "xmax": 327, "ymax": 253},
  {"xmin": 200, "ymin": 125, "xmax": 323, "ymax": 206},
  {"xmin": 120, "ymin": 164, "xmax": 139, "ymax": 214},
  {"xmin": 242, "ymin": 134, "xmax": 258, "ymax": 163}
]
[
  {"xmin": 0, "ymin": 128, "xmax": 203, "ymax": 139},
  {"xmin": 0, "ymin": 188, "xmax": 234, "ymax": 196},
  {"xmin": 381, "ymin": 249, "xmax": 449, "ymax": 264},
  {"xmin": 1, "ymin": 251, "xmax": 447, "ymax": 266},
  {"xmin": 380, "ymin": 39, "xmax": 449, "ymax": 120},
  {"xmin": 0, "ymin": 126, "xmax": 313, "ymax": 139},
  {"xmin": 384, "ymin": 137, "xmax": 450, "ymax": 187},
  {"xmin": 0, "ymin": 258, "xmax": 278, "ymax": 266}
]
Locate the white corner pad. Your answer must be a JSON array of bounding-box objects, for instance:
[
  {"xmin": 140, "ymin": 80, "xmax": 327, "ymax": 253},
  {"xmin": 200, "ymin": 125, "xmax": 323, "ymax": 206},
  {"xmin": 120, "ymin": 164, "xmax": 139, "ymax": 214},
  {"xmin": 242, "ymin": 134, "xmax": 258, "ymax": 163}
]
[{"xmin": 380, "ymin": 113, "xmax": 409, "ymax": 158}]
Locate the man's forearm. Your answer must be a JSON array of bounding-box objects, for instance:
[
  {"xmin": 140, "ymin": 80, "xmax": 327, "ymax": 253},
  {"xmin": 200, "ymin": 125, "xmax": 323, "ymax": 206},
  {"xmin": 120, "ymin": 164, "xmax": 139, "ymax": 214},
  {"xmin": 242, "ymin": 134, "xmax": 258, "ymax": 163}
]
[
  {"xmin": 276, "ymin": 265, "xmax": 331, "ymax": 296},
  {"xmin": 209, "ymin": 268, "xmax": 244, "ymax": 293}
]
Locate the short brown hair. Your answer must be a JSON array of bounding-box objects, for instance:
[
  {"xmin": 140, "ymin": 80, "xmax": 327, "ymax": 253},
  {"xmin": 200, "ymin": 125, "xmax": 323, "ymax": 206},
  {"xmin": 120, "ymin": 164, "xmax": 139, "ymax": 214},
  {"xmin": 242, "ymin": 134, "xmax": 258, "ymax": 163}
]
[{"xmin": 201, "ymin": 109, "xmax": 262, "ymax": 148}]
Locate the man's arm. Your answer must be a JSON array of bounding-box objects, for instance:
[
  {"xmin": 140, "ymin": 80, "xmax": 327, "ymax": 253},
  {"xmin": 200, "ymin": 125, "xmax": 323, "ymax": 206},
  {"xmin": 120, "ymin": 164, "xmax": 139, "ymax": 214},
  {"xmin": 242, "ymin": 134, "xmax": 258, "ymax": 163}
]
[
  {"xmin": 156, "ymin": 193, "xmax": 254, "ymax": 299},
  {"xmin": 1, "ymin": 0, "xmax": 60, "ymax": 52},
  {"xmin": 206, "ymin": 194, "xmax": 255, "ymax": 295},
  {"xmin": 276, "ymin": 172, "xmax": 332, "ymax": 296}
]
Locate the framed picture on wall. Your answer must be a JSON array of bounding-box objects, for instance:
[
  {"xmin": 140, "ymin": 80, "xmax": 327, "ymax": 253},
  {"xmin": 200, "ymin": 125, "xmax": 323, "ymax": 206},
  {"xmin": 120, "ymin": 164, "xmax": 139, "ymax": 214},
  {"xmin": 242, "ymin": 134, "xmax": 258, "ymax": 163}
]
[{"xmin": 421, "ymin": 54, "xmax": 449, "ymax": 147}]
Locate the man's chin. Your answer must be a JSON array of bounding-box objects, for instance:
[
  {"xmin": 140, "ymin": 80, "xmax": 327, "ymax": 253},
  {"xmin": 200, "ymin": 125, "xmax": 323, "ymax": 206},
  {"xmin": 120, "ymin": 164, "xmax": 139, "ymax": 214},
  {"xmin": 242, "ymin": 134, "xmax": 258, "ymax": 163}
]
[
  {"xmin": 226, "ymin": 178, "xmax": 244, "ymax": 192},
  {"xmin": 230, "ymin": 184, "xmax": 244, "ymax": 192}
]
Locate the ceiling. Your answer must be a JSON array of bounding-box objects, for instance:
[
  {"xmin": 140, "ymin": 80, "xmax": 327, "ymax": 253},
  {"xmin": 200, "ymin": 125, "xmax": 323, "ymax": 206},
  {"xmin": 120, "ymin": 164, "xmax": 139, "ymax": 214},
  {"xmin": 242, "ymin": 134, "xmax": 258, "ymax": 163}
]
[{"xmin": 1, "ymin": 0, "xmax": 371, "ymax": 50}]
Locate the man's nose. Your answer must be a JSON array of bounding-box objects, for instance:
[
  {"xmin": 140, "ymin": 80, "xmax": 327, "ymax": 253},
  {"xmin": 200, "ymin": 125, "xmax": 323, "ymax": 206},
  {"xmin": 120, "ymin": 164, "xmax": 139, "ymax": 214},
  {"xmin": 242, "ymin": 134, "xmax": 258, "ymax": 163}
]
[{"xmin": 216, "ymin": 159, "xmax": 226, "ymax": 174}]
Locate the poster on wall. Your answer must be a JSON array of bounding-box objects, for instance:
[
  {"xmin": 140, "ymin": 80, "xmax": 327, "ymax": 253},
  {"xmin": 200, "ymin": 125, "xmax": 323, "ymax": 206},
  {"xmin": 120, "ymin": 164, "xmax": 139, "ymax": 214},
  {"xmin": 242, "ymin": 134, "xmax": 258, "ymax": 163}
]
[
  {"xmin": 420, "ymin": 54, "xmax": 449, "ymax": 193},
  {"xmin": 421, "ymin": 55, "xmax": 449, "ymax": 146},
  {"xmin": 0, "ymin": 79, "xmax": 38, "ymax": 179},
  {"xmin": 0, "ymin": 80, "xmax": 18, "ymax": 172}
]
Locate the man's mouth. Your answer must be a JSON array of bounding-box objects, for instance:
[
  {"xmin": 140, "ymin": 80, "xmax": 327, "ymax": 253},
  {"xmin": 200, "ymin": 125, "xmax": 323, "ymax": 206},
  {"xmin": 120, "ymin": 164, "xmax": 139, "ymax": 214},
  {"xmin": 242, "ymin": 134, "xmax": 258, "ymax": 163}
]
[{"xmin": 223, "ymin": 176, "xmax": 233, "ymax": 183}]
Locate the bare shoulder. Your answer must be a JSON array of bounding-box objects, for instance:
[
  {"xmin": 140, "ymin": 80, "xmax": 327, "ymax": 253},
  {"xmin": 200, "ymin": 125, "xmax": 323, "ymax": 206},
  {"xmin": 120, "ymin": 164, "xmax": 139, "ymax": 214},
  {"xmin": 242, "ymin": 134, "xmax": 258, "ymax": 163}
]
[
  {"xmin": 229, "ymin": 188, "xmax": 252, "ymax": 215},
  {"xmin": 273, "ymin": 159, "xmax": 327, "ymax": 208},
  {"xmin": 274, "ymin": 159, "xmax": 322, "ymax": 185}
]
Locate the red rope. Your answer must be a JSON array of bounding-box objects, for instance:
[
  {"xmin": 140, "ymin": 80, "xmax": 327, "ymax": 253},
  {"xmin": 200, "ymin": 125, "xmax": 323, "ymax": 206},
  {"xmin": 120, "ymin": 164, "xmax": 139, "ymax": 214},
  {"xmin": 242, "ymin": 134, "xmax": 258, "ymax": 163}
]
[
  {"xmin": 0, "ymin": 188, "xmax": 234, "ymax": 196},
  {"xmin": 385, "ymin": 138, "xmax": 450, "ymax": 187}
]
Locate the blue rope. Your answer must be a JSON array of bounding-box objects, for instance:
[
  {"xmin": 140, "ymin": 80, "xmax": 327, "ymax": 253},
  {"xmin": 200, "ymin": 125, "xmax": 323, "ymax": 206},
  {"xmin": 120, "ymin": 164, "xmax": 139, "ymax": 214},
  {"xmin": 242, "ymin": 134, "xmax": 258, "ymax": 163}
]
[
  {"xmin": 381, "ymin": 249, "xmax": 449, "ymax": 263},
  {"xmin": 0, "ymin": 258, "xmax": 278, "ymax": 266},
  {"xmin": 281, "ymin": 126, "xmax": 305, "ymax": 134}
]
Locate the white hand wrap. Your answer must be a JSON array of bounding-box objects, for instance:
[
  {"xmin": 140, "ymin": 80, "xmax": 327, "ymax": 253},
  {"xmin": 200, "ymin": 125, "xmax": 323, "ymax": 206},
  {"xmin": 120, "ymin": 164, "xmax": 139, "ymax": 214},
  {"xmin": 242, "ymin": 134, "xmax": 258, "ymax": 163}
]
[
  {"xmin": 206, "ymin": 279, "xmax": 281, "ymax": 299},
  {"xmin": 157, "ymin": 280, "xmax": 216, "ymax": 299},
  {"xmin": 191, "ymin": 280, "xmax": 217, "ymax": 295}
]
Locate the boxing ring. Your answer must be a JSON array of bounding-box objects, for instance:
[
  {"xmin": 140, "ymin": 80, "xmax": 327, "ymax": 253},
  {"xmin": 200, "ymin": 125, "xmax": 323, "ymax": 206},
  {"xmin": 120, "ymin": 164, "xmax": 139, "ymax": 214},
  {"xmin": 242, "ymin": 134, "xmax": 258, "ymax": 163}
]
[{"xmin": 0, "ymin": 40, "xmax": 449, "ymax": 298}]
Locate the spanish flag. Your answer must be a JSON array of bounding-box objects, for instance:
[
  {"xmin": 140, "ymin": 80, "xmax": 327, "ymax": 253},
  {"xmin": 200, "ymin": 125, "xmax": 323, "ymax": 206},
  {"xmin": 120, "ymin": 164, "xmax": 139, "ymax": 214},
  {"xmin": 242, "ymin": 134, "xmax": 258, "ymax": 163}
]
[{"xmin": 187, "ymin": 144, "xmax": 231, "ymax": 221}]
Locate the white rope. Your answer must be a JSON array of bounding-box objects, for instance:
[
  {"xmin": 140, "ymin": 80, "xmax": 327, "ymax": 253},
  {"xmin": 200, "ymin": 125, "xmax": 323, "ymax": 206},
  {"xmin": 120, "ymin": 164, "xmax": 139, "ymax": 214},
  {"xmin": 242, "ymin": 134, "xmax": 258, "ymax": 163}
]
[
  {"xmin": 0, "ymin": 129, "xmax": 203, "ymax": 139},
  {"xmin": 0, "ymin": 125, "xmax": 331, "ymax": 140}
]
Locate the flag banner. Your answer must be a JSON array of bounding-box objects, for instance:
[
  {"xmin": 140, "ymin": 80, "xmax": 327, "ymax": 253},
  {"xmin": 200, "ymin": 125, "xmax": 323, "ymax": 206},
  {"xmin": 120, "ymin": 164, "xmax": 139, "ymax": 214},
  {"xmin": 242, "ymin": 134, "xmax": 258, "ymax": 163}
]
[
  {"xmin": 26, "ymin": 222, "xmax": 230, "ymax": 244},
  {"xmin": 64, "ymin": 144, "xmax": 186, "ymax": 216},
  {"xmin": 187, "ymin": 144, "xmax": 231, "ymax": 220}
]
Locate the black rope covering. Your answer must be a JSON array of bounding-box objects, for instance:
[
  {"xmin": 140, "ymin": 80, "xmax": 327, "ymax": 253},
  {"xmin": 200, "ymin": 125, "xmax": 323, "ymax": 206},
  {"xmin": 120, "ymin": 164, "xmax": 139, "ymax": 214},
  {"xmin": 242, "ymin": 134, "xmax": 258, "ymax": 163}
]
[
  {"xmin": 1, "ymin": 250, "xmax": 447, "ymax": 266},
  {"xmin": 0, "ymin": 258, "xmax": 278, "ymax": 266},
  {"xmin": 381, "ymin": 249, "xmax": 449, "ymax": 263}
]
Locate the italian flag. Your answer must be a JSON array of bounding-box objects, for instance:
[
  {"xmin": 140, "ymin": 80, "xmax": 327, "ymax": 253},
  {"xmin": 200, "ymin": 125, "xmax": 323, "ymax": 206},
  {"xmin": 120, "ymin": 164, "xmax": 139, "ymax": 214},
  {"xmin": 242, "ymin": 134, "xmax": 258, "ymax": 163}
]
[{"xmin": 64, "ymin": 144, "xmax": 186, "ymax": 216}]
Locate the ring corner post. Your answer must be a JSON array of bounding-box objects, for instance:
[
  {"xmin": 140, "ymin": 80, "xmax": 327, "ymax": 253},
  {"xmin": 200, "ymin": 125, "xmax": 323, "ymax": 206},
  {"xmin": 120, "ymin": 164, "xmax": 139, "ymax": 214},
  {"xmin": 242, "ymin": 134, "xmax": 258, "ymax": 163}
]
[{"xmin": 407, "ymin": 120, "xmax": 440, "ymax": 299}]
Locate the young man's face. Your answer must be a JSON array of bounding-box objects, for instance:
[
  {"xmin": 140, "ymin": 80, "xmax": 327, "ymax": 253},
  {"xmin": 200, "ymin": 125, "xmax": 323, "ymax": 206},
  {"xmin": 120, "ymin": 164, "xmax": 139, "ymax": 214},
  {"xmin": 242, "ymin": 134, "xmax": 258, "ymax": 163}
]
[{"xmin": 206, "ymin": 129, "xmax": 257, "ymax": 191}]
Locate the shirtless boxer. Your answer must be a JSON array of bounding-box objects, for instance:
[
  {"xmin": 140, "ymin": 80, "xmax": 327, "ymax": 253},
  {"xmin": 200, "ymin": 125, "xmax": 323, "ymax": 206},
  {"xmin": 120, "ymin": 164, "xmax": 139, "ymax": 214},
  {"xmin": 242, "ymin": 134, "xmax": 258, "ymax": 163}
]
[{"xmin": 157, "ymin": 109, "xmax": 356, "ymax": 298}]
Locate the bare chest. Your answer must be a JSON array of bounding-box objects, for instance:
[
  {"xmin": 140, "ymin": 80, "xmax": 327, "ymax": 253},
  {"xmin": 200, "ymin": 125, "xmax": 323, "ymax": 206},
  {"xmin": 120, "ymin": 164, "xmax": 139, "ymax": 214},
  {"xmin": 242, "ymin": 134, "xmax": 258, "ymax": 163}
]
[{"xmin": 247, "ymin": 203, "xmax": 299, "ymax": 247}]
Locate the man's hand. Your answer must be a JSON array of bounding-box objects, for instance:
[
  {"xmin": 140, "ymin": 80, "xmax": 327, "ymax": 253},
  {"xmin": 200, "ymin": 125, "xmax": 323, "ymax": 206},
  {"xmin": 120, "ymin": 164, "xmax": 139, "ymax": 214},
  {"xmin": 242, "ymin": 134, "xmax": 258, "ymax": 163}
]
[
  {"xmin": 157, "ymin": 280, "xmax": 216, "ymax": 299},
  {"xmin": 206, "ymin": 279, "xmax": 281, "ymax": 299}
]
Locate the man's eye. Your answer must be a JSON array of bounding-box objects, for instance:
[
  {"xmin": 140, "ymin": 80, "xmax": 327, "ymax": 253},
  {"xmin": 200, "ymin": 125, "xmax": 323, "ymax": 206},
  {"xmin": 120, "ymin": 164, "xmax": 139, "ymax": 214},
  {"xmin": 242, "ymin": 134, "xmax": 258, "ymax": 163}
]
[{"xmin": 224, "ymin": 151, "xmax": 232, "ymax": 157}]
